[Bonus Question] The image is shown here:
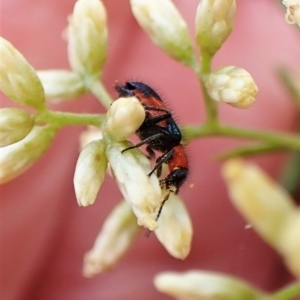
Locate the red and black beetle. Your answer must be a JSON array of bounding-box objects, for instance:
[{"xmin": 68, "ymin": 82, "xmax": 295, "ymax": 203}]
[{"xmin": 115, "ymin": 81, "xmax": 188, "ymax": 218}]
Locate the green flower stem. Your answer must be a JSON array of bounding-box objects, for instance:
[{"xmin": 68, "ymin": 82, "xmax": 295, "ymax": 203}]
[
  {"xmin": 278, "ymin": 68, "xmax": 300, "ymax": 109},
  {"xmin": 197, "ymin": 52, "xmax": 219, "ymax": 126},
  {"xmin": 34, "ymin": 110, "xmax": 105, "ymax": 128},
  {"xmin": 87, "ymin": 79, "xmax": 113, "ymax": 109},
  {"xmin": 280, "ymin": 151, "xmax": 300, "ymax": 195},
  {"xmin": 216, "ymin": 144, "xmax": 287, "ymax": 160},
  {"xmin": 201, "ymin": 52, "xmax": 213, "ymax": 75},
  {"xmin": 184, "ymin": 124, "xmax": 300, "ymax": 151},
  {"xmin": 268, "ymin": 281, "xmax": 300, "ymax": 300}
]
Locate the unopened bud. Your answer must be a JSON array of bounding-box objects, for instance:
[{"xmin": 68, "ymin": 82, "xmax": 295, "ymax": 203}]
[
  {"xmin": 0, "ymin": 108, "xmax": 34, "ymax": 147},
  {"xmin": 37, "ymin": 70, "xmax": 85, "ymax": 101},
  {"xmin": 83, "ymin": 201, "xmax": 140, "ymax": 276},
  {"xmin": 195, "ymin": 0, "xmax": 236, "ymax": 56},
  {"xmin": 0, "ymin": 126, "xmax": 57, "ymax": 184},
  {"xmin": 222, "ymin": 159, "xmax": 300, "ymax": 277},
  {"xmin": 105, "ymin": 97, "xmax": 145, "ymax": 142},
  {"xmin": 68, "ymin": 0, "xmax": 107, "ymax": 77},
  {"xmin": 206, "ymin": 66, "xmax": 258, "ymax": 108},
  {"xmin": 154, "ymin": 271, "xmax": 265, "ymax": 299},
  {"xmin": 155, "ymin": 195, "xmax": 193, "ymax": 260},
  {"xmin": 74, "ymin": 139, "xmax": 107, "ymax": 206},
  {"xmin": 283, "ymin": 0, "xmax": 300, "ymax": 27},
  {"xmin": 105, "ymin": 140, "xmax": 161, "ymax": 230},
  {"xmin": 130, "ymin": 0, "xmax": 196, "ymax": 67},
  {"xmin": 0, "ymin": 37, "xmax": 45, "ymax": 109}
]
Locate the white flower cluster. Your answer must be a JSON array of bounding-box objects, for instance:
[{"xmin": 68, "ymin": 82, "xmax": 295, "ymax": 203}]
[
  {"xmin": 74, "ymin": 97, "xmax": 193, "ymax": 276},
  {"xmin": 0, "ymin": 37, "xmax": 57, "ymax": 183},
  {"xmin": 153, "ymin": 159, "xmax": 300, "ymax": 298},
  {"xmin": 130, "ymin": 0, "xmax": 259, "ymax": 109}
]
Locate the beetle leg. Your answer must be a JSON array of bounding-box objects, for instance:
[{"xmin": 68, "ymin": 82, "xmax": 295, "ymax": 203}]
[
  {"xmin": 148, "ymin": 149, "xmax": 174, "ymax": 177},
  {"xmin": 121, "ymin": 133, "xmax": 165, "ymax": 154}
]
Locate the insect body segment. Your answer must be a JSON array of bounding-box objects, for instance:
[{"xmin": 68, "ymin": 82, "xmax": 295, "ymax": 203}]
[{"xmin": 115, "ymin": 81, "xmax": 188, "ymax": 218}]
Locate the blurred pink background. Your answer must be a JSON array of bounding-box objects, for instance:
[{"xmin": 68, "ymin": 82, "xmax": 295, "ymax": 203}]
[{"xmin": 0, "ymin": 0, "xmax": 299, "ymax": 299}]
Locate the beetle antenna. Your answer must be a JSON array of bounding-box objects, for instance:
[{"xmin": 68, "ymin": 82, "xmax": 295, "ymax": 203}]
[{"xmin": 144, "ymin": 191, "xmax": 171, "ymax": 238}]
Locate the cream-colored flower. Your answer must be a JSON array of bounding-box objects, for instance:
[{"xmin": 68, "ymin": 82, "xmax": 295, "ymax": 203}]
[
  {"xmin": 105, "ymin": 140, "xmax": 161, "ymax": 231},
  {"xmin": 0, "ymin": 37, "xmax": 45, "ymax": 109},
  {"xmin": 205, "ymin": 66, "xmax": 258, "ymax": 108},
  {"xmin": 282, "ymin": 0, "xmax": 300, "ymax": 26},
  {"xmin": 222, "ymin": 159, "xmax": 300, "ymax": 277},
  {"xmin": 0, "ymin": 108, "xmax": 33, "ymax": 147},
  {"xmin": 130, "ymin": 0, "xmax": 196, "ymax": 68},
  {"xmin": 155, "ymin": 194, "xmax": 193, "ymax": 260},
  {"xmin": 154, "ymin": 270, "xmax": 265, "ymax": 299},
  {"xmin": 83, "ymin": 201, "xmax": 140, "ymax": 277},
  {"xmin": 74, "ymin": 139, "xmax": 107, "ymax": 206},
  {"xmin": 0, "ymin": 126, "xmax": 57, "ymax": 184},
  {"xmin": 37, "ymin": 70, "xmax": 85, "ymax": 101},
  {"xmin": 105, "ymin": 97, "xmax": 145, "ymax": 142},
  {"xmin": 195, "ymin": 0, "xmax": 236, "ymax": 56},
  {"xmin": 67, "ymin": 0, "xmax": 107, "ymax": 77}
]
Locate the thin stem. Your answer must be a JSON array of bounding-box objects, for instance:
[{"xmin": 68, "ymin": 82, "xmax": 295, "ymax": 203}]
[
  {"xmin": 278, "ymin": 68, "xmax": 300, "ymax": 109},
  {"xmin": 34, "ymin": 110, "xmax": 105, "ymax": 127},
  {"xmin": 197, "ymin": 52, "xmax": 218, "ymax": 126},
  {"xmin": 201, "ymin": 52, "xmax": 213, "ymax": 75},
  {"xmin": 183, "ymin": 124, "xmax": 300, "ymax": 151},
  {"xmin": 88, "ymin": 79, "xmax": 113, "ymax": 109},
  {"xmin": 219, "ymin": 126, "xmax": 300, "ymax": 149},
  {"xmin": 280, "ymin": 151, "xmax": 300, "ymax": 195},
  {"xmin": 216, "ymin": 144, "xmax": 287, "ymax": 160}
]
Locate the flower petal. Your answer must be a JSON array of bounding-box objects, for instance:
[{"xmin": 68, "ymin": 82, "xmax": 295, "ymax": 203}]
[
  {"xmin": 74, "ymin": 139, "xmax": 107, "ymax": 206},
  {"xmin": 105, "ymin": 97, "xmax": 145, "ymax": 142},
  {"xmin": 155, "ymin": 194, "xmax": 193, "ymax": 259},
  {"xmin": 0, "ymin": 108, "xmax": 33, "ymax": 147},
  {"xmin": 0, "ymin": 126, "xmax": 57, "ymax": 183},
  {"xmin": 106, "ymin": 140, "xmax": 161, "ymax": 230},
  {"xmin": 83, "ymin": 201, "xmax": 140, "ymax": 276}
]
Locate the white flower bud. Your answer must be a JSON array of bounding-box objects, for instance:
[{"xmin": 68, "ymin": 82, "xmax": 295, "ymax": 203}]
[
  {"xmin": 195, "ymin": 0, "xmax": 236, "ymax": 56},
  {"xmin": 222, "ymin": 159, "xmax": 300, "ymax": 277},
  {"xmin": 83, "ymin": 201, "xmax": 140, "ymax": 277},
  {"xmin": 105, "ymin": 97, "xmax": 145, "ymax": 142},
  {"xmin": 105, "ymin": 140, "xmax": 161, "ymax": 230},
  {"xmin": 155, "ymin": 194, "xmax": 193, "ymax": 260},
  {"xmin": 68, "ymin": 0, "xmax": 107, "ymax": 77},
  {"xmin": 0, "ymin": 37, "xmax": 45, "ymax": 109},
  {"xmin": 0, "ymin": 126, "xmax": 57, "ymax": 184},
  {"xmin": 0, "ymin": 108, "xmax": 34, "ymax": 147},
  {"xmin": 283, "ymin": 0, "xmax": 300, "ymax": 26},
  {"xmin": 205, "ymin": 66, "xmax": 258, "ymax": 108},
  {"xmin": 37, "ymin": 70, "xmax": 85, "ymax": 101},
  {"xmin": 74, "ymin": 139, "xmax": 107, "ymax": 206},
  {"xmin": 130, "ymin": 0, "xmax": 196, "ymax": 67},
  {"xmin": 154, "ymin": 271, "xmax": 265, "ymax": 299}
]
